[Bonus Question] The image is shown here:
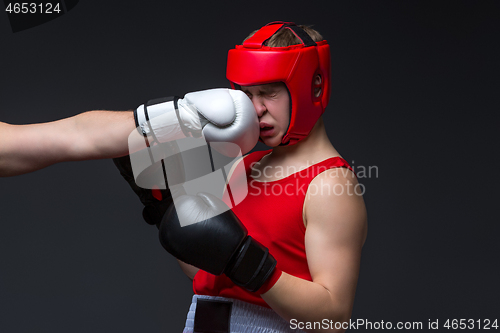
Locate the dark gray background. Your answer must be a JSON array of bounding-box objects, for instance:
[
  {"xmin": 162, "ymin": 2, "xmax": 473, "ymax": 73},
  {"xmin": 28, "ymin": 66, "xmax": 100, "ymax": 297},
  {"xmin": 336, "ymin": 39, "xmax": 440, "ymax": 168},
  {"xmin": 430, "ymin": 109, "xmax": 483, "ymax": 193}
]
[{"xmin": 1, "ymin": 1, "xmax": 499, "ymax": 332}]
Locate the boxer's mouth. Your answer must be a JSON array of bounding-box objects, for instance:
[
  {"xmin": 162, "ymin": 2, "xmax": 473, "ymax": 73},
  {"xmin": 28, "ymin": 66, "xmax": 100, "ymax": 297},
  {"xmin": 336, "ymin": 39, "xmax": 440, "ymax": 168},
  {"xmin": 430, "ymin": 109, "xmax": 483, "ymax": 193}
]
[
  {"xmin": 259, "ymin": 122, "xmax": 274, "ymax": 136},
  {"xmin": 259, "ymin": 122, "xmax": 273, "ymax": 130}
]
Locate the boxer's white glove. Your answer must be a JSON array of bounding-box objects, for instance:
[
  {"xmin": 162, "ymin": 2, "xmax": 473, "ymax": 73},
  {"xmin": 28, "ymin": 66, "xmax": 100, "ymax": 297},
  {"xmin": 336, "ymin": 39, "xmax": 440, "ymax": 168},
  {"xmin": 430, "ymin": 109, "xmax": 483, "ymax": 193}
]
[{"xmin": 134, "ymin": 88, "xmax": 259, "ymax": 155}]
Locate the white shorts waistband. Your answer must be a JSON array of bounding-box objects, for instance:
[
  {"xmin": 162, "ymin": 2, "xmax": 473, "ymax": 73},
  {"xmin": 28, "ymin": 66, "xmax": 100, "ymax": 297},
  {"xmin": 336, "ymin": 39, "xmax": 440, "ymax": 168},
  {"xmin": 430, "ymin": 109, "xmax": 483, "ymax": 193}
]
[{"xmin": 182, "ymin": 294, "xmax": 305, "ymax": 333}]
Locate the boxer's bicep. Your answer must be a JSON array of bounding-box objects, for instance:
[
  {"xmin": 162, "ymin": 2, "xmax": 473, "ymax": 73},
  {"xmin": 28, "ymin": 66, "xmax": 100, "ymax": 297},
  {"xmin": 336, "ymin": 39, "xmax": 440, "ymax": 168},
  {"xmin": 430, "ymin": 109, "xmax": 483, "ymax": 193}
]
[{"xmin": 304, "ymin": 169, "xmax": 367, "ymax": 315}]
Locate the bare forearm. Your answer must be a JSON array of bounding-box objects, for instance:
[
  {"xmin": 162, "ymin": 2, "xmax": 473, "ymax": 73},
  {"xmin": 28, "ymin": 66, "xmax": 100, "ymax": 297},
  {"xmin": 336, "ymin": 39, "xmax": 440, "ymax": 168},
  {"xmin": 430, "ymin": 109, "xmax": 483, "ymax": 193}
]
[
  {"xmin": 0, "ymin": 111, "xmax": 141, "ymax": 177},
  {"xmin": 261, "ymin": 273, "xmax": 350, "ymax": 333},
  {"xmin": 71, "ymin": 110, "xmax": 139, "ymax": 159}
]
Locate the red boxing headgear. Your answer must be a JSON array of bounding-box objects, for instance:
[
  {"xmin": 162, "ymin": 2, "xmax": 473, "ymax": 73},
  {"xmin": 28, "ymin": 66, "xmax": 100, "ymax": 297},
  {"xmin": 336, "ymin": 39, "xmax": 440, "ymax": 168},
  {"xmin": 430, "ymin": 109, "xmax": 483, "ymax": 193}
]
[{"xmin": 227, "ymin": 22, "xmax": 331, "ymax": 146}]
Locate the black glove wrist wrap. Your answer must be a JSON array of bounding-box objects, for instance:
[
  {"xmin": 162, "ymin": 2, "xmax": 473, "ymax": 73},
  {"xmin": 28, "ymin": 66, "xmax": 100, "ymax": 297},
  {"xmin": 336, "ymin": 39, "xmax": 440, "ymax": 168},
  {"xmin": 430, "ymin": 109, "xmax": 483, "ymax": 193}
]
[{"xmin": 225, "ymin": 236, "xmax": 277, "ymax": 292}]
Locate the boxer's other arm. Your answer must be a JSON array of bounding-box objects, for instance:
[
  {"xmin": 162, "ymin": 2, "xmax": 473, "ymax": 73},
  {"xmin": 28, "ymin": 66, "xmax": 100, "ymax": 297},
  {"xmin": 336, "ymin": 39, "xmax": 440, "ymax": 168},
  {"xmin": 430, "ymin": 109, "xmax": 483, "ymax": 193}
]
[
  {"xmin": 261, "ymin": 169, "xmax": 367, "ymax": 333},
  {"xmin": 0, "ymin": 111, "xmax": 142, "ymax": 177},
  {"xmin": 176, "ymin": 156, "xmax": 244, "ymax": 281},
  {"xmin": 176, "ymin": 155, "xmax": 245, "ymax": 281}
]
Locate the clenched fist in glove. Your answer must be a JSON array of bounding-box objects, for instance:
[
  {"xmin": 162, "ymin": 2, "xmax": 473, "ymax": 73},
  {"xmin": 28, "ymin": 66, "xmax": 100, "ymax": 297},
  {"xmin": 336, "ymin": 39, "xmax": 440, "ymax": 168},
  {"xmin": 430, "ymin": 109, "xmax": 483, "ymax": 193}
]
[
  {"xmin": 134, "ymin": 88, "xmax": 259, "ymax": 156},
  {"xmin": 113, "ymin": 155, "xmax": 173, "ymax": 227},
  {"xmin": 159, "ymin": 193, "xmax": 278, "ymax": 293}
]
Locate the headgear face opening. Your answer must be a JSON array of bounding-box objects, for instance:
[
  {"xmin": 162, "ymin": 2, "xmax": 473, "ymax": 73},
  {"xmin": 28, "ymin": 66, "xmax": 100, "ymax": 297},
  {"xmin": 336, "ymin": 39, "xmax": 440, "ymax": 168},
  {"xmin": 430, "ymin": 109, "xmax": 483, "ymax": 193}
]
[{"xmin": 226, "ymin": 21, "xmax": 331, "ymax": 146}]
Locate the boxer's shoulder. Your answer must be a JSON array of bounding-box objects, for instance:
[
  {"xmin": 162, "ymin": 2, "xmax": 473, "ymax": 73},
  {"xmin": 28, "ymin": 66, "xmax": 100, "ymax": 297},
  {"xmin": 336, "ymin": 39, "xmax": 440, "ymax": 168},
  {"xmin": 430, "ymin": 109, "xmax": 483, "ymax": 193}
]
[{"xmin": 249, "ymin": 148, "xmax": 343, "ymax": 182}]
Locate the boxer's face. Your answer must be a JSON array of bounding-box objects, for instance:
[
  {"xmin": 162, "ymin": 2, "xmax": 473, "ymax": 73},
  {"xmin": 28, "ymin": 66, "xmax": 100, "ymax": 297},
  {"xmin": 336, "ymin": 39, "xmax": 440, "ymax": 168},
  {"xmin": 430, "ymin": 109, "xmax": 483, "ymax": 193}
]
[{"xmin": 241, "ymin": 82, "xmax": 290, "ymax": 147}]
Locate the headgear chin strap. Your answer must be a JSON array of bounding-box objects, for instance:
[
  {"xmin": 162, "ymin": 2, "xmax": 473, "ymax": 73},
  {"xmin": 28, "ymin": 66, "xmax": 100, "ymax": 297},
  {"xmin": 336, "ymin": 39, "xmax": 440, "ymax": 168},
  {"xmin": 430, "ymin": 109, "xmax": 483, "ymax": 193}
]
[{"xmin": 226, "ymin": 21, "xmax": 331, "ymax": 146}]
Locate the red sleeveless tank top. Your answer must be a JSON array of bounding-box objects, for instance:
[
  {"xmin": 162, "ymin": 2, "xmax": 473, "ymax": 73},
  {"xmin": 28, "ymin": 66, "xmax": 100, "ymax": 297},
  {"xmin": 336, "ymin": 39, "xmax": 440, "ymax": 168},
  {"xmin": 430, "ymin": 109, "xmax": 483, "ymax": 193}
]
[{"xmin": 192, "ymin": 149, "xmax": 354, "ymax": 308}]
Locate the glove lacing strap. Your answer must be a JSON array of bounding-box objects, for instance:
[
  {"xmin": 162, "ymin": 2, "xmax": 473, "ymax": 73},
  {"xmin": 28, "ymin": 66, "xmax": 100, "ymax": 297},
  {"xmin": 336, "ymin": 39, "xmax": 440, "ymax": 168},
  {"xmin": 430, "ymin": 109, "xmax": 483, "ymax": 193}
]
[{"xmin": 225, "ymin": 236, "xmax": 278, "ymax": 292}]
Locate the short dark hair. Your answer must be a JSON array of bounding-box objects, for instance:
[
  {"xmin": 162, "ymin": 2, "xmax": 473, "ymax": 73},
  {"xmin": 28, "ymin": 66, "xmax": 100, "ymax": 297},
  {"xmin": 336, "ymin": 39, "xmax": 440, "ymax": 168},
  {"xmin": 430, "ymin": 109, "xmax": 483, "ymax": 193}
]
[{"xmin": 243, "ymin": 25, "xmax": 323, "ymax": 47}]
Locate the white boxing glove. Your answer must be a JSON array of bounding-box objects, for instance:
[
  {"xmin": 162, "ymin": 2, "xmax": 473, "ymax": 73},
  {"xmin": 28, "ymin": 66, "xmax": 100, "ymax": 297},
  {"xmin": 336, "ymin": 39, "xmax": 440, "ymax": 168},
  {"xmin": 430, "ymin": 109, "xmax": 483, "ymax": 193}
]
[{"xmin": 134, "ymin": 88, "xmax": 259, "ymax": 155}]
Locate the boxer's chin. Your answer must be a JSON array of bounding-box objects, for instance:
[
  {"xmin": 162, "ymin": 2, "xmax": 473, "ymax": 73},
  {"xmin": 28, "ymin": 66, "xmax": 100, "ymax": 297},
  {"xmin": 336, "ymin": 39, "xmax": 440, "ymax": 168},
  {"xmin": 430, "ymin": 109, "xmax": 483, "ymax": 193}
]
[{"xmin": 260, "ymin": 133, "xmax": 283, "ymax": 147}]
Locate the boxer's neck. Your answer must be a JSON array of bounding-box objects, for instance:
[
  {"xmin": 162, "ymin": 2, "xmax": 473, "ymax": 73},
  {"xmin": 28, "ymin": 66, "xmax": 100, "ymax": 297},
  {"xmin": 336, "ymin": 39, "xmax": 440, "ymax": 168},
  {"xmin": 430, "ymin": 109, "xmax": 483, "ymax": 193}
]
[{"xmin": 269, "ymin": 117, "xmax": 339, "ymax": 163}]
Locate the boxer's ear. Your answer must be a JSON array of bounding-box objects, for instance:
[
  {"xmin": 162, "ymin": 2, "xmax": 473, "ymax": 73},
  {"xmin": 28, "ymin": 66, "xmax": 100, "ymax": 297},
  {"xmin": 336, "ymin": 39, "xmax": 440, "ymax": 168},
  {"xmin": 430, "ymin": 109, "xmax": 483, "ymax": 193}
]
[{"xmin": 313, "ymin": 74, "xmax": 322, "ymax": 98}]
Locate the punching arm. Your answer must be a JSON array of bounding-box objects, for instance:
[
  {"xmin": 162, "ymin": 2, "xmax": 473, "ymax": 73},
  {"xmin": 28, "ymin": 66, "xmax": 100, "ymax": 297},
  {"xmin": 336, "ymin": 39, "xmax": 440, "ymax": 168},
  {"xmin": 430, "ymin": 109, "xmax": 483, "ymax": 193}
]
[
  {"xmin": 0, "ymin": 111, "xmax": 141, "ymax": 177},
  {"xmin": 0, "ymin": 88, "xmax": 258, "ymax": 177}
]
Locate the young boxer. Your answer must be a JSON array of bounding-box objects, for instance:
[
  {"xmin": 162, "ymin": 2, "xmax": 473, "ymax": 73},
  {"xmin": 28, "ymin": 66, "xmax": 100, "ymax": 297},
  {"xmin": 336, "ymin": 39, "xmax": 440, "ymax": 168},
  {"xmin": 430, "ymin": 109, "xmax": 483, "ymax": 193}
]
[{"xmin": 157, "ymin": 22, "xmax": 368, "ymax": 333}]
